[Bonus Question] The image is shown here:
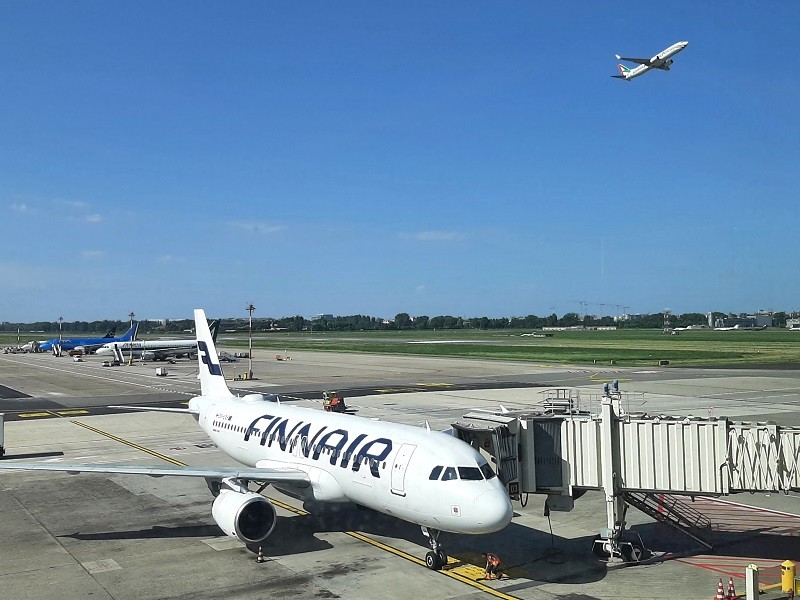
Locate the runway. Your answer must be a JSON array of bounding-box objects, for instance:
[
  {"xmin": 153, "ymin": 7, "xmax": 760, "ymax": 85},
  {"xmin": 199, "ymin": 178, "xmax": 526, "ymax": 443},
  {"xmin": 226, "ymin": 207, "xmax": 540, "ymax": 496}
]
[{"xmin": 1, "ymin": 349, "xmax": 799, "ymax": 599}]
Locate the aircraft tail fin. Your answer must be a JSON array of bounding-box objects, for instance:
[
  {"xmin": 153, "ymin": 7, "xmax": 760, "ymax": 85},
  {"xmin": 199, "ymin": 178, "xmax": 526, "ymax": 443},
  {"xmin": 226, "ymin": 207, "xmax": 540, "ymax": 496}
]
[
  {"xmin": 120, "ymin": 323, "xmax": 139, "ymax": 342},
  {"xmin": 194, "ymin": 309, "xmax": 233, "ymax": 398},
  {"xmin": 209, "ymin": 319, "xmax": 221, "ymax": 343},
  {"xmin": 612, "ymin": 64, "xmax": 632, "ymax": 80}
]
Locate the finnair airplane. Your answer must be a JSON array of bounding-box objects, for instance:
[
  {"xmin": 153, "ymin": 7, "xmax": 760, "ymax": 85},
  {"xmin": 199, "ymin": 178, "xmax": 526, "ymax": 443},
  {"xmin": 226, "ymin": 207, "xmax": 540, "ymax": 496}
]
[
  {"xmin": 38, "ymin": 323, "xmax": 139, "ymax": 354},
  {"xmin": 96, "ymin": 320, "xmax": 220, "ymax": 361},
  {"xmin": 0, "ymin": 309, "xmax": 512, "ymax": 570},
  {"xmin": 612, "ymin": 41, "xmax": 688, "ymax": 81}
]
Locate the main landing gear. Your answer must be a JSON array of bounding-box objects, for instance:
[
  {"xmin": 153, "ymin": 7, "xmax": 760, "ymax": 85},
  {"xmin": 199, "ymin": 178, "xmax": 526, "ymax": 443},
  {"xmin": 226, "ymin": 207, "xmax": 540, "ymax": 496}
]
[{"xmin": 421, "ymin": 527, "xmax": 448, "ymax": 570}]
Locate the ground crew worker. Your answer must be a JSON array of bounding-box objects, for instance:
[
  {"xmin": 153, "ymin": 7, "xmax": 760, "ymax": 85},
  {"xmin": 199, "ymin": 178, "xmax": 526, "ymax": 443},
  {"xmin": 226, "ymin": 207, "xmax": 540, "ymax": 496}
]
[{"xmin": 482, "ymin": 552, "xmax": 501, "ymax": 580}]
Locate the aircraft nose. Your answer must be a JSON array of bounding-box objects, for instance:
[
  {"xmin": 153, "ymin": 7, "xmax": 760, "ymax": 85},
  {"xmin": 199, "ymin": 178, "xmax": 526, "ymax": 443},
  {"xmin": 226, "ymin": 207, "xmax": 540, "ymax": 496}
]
[{"xmin": 473, "ymin": 488, "xmax": 513, "ymax": 533}]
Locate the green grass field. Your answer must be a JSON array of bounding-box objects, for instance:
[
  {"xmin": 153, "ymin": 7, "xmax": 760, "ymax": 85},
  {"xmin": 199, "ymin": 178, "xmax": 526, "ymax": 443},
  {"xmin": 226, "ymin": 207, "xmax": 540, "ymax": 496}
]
[
  {"xmin": 232, "ymin": 328, "xmax": 800, "ymax": 368},
  {"xmin": 5, "ymin": 328, "xmax": 800, "ymax": 368}
]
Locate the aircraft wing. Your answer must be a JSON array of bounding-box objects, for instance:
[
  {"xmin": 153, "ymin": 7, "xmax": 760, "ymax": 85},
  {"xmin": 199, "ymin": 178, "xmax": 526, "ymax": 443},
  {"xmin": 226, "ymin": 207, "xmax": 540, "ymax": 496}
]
[
  {"xmin": 615, "ymin": 55, "xmax": 651, "ymax": 66},
  {"xmin": 108, "ymin": 405, "xmax": 197, "ymax": 414},
  {"xmin": 0, "ymin": 462, "xmax": 311, "ymax": 487}
]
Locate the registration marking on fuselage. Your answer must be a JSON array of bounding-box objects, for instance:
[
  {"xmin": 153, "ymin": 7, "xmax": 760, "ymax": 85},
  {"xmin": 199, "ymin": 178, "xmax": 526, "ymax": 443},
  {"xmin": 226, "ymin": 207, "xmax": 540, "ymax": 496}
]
[{"xmin": 72, "ymin": 421, "xmax": 523, "ymax": 600}]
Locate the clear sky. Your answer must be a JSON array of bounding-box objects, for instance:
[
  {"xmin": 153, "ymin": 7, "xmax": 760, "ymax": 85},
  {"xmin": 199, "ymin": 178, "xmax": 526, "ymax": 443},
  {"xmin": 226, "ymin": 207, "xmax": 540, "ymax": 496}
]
[{"xmin": 2, "ymin": 2, "xmax": 798, "ymax": 322}]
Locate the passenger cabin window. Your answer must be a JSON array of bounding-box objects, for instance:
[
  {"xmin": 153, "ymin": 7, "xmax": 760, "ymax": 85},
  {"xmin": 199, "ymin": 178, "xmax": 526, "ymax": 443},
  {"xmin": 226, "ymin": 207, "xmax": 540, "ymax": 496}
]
[
  {"xmin": 429, "ymin": 466, "xmax": 443, "ymax": 480},
  {"xmin": 442, "ymin": 467, "xmax": 458, "ymax": 481},
  {"xmin": 458, "ymin": 466, "xmax": 483, "ymax": 481},
  {"xmin": 479, "ymin": 463, "xmax": 496, "ymax": 480}
]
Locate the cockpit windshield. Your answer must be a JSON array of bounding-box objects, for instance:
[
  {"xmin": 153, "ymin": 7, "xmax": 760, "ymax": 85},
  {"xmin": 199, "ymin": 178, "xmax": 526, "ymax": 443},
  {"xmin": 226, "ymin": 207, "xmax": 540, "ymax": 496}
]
[
  {"xmin": 428, "ymin": 463, "xmax": 496, "ymax": 481},
  {"xmin": 442, "ymin": 466, "xmax": 458, "ymax": 481},
  {"xmin": 458, "ymin": 466, "xmax": 483, "ymax": 480}
]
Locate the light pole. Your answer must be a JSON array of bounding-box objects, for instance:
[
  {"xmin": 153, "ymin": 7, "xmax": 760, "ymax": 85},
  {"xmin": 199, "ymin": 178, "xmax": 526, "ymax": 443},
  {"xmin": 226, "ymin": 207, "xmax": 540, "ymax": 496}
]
[
  {"xmin": 128, "ymin": 312, "xmax": 135, "ymax": 365},
  {"xmin": 57, "ymin": 316, "xmax": 63, "ymax": 357},
  {"xmin": 246, "ymin": 303, "xmax": 256, "ymax": 379}
]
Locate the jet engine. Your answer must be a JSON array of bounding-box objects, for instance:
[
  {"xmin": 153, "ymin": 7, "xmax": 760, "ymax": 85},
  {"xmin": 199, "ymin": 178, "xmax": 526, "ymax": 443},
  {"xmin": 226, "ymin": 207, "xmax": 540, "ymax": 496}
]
[{"xmin": 211, "ymin": 489, "xmax": 277, "ymax": 544}]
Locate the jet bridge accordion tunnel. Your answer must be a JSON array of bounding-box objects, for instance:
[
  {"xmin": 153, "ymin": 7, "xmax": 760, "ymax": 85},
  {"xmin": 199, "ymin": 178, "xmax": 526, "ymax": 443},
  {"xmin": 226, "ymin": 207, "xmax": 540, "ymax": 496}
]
[{"xmin": 451, "ymin": 411, "xmax": 579, "ymax": 512}]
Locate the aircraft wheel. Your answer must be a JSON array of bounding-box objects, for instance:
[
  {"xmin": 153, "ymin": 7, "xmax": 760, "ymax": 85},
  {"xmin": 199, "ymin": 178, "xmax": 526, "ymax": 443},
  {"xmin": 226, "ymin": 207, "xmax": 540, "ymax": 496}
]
[
  {"xmin": 425, "ymin": 551, "xmax": 441, "ymax": 570},
  {"xmin": 437, "ymin": 549, "xmax": 448, "ymax": 567}
]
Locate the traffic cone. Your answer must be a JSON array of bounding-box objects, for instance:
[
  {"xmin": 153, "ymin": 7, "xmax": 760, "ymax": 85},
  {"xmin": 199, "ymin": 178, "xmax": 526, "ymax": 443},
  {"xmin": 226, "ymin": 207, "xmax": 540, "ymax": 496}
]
[
  {"xmin": 714, "ymin": 579, "xmax": 724, "ymax": 600},
  {"xmin": 727, "ymin": 577, "xmax": 736, "ymax": 600},
  {"xmin": 256, "ymin": 546, "xmax": 265, "ymax": 564}
]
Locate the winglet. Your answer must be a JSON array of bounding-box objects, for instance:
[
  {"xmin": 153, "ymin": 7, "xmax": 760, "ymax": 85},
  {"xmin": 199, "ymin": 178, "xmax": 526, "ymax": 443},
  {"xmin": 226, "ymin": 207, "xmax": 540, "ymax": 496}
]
[
  {"xmin": 195, "ymin": 308, "xmax": 233, "ymax": 398},
  {"xmin": 615, "ymin": 54, "xmax": 621, "ymax": 59}
]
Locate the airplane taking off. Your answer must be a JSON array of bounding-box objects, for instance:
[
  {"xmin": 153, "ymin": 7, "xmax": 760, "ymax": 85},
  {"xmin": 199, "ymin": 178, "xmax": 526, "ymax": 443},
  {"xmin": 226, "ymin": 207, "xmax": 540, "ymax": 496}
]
[
  {"xmin": 96, "ymin": 319, "xmax": 220, "ymax": 361},
  {"xmin": 0, "ymin": 309, "xmax": 513, "ymax": 570},
  {"xmin": 612, "ymin": 41, "xmax": 688, "ymax": 81},
  {"xmin": 38, "ymin": 323, "xmax": 139, "ymax": 354}
]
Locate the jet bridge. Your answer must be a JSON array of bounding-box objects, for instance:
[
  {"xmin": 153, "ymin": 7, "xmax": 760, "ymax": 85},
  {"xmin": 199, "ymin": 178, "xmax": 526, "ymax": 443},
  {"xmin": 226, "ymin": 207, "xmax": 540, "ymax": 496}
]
[{"xmin": 454, "ymin": 384, "xmax": 800, "ymax": 563}]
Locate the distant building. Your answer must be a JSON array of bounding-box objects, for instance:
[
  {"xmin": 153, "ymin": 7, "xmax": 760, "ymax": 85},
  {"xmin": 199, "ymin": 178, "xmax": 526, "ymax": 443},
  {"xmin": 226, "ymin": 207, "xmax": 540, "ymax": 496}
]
[{"xmin": 714, "ymin": 313, "xmax": 773, "ymax": 329}]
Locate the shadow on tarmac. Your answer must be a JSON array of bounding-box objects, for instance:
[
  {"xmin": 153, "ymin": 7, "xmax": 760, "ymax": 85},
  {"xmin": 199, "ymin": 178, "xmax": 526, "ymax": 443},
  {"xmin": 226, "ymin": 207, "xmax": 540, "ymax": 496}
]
[{"xmin": 1, "ymin": 451, "xmax": 64, "ymax": 460}]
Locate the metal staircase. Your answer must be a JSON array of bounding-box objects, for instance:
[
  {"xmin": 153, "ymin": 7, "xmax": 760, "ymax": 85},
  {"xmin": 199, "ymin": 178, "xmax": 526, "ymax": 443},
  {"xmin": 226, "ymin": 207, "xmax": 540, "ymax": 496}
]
[{"xmin": 624, "ymin": 492, "xmax": 714, "ymax": 550}]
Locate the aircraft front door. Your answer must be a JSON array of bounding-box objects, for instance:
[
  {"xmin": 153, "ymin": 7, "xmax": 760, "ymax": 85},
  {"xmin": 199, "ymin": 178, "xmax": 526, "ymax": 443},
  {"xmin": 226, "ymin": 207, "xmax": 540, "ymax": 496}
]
[{"xmin": 390, "ymin": 444, "xmax": 417, "ymax": 496}]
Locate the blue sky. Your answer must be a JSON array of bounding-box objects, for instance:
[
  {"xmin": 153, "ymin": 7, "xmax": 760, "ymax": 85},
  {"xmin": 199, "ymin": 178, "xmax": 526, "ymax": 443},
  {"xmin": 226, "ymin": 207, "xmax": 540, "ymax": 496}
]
[{"xmin": 2, "ymin": 3, "xmax": 799, "ymax": 322}]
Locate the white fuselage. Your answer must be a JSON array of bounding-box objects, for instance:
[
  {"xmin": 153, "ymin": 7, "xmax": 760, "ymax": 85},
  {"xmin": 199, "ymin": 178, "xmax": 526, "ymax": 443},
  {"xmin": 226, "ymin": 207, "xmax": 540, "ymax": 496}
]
[
  {"xmin": 189, "ymin": 395, "xmax": 513, "ymax": 535},
  {"xmin": 96, "ymin": 339, "xmax": 196, "ymax": 359},
  {"xmin": 622, "ymin": 41, "xmax": 688, "ymax": 80}
]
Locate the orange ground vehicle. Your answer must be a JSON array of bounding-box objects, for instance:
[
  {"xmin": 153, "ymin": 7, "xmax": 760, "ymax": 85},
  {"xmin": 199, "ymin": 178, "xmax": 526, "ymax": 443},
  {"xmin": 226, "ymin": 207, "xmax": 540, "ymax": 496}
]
[{"xmin": 322, "ymin": 391, "xmax": 347, "ymax": 413}]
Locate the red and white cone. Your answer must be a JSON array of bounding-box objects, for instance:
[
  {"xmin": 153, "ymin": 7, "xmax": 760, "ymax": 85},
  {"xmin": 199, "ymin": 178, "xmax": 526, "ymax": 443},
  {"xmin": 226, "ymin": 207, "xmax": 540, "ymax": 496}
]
[
  {"xmin": 727, "ymin": 577, "xmax": 736, "ymax": 600},
  {"xmin": 714, "ymin": 579, "xmax": 725, "ymax": 600},
  {"xmin": 256, "ymin": 546, "xmax": 265, "ymax": 564}
]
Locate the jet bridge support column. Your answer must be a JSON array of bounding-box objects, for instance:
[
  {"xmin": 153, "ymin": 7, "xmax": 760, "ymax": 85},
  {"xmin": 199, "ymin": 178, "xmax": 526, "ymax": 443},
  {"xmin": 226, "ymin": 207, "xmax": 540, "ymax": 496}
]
[
  {"xmin": 0, "ymin": 413, "xmax": 5, "ymax": 458},
  {"xmin": 593, "ymin": 393, "xmax": 643, "ymax": 562}
]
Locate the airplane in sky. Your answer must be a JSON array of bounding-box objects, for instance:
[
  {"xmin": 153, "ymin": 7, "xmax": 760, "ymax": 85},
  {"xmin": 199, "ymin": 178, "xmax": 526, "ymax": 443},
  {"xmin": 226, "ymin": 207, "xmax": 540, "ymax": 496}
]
[
  {"xmin": 0, "ymin": 309, "xmax": 513, "ymax": 570},
  {"xmin": 38, "ymin": 323, "xmax": 139, "ymax": 354},
  {"xmin": 612, "ymin": 41, "xmax": 689, "ymax": 81},
  {"xmin": 96, "ymin": 319, "xmax": 220, "ymax": 361}
]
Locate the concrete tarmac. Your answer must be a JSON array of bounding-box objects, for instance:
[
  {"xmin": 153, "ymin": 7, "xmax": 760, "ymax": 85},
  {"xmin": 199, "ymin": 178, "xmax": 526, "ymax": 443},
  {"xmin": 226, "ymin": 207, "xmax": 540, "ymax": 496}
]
[{"xmin": 1, "ymin": 350, "xmax": 799, "ymax": 599}]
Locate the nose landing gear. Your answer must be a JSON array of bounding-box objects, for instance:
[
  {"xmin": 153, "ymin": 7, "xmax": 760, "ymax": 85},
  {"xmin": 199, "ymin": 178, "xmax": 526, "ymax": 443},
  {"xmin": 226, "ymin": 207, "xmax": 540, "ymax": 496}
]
[{"xmin": 421, "ymin": 527, "xmax": 448, "ymax": 570}]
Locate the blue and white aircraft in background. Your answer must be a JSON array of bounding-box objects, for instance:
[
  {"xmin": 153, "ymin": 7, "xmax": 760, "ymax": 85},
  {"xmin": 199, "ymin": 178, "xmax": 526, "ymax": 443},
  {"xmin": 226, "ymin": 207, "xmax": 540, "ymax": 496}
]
[
  {"xmin": 38, "ymin": 323, "xmax": 139, "ymax": 354},
  {"xmin": 612, "ymin": 41, "xmax": 688, "ymax": 81},
  {"xmin": 0, "ymin": 309, "xmax": 513, "ymax": 569},
  {"xmin": 96, "ymin": 319, "xmax": 220, "ymax": 362}
]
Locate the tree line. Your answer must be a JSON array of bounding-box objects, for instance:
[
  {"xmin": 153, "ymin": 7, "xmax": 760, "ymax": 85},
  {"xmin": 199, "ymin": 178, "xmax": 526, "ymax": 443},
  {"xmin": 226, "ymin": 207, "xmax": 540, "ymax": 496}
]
[{"xmin": 0, "ymin": 311, "xmax": 792, "ymax": 335}]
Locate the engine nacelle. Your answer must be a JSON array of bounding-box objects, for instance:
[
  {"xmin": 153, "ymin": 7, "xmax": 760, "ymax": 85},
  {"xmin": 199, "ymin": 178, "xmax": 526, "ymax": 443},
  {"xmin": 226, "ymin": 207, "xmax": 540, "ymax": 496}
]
[
  {"xmin": 142, "ymin": 351, "xmax": 155, "ymax": 361},
  {"xmin": 211, "ymin": 490, "xmax": 277, "ymax": 544}
]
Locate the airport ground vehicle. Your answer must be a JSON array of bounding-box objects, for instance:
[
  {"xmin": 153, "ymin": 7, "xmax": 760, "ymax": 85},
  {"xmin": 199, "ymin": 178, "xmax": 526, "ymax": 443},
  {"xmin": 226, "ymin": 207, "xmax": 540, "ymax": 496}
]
[{"xmin": 322, "ymin": 391, "xmax": 346, "ymax": 413}]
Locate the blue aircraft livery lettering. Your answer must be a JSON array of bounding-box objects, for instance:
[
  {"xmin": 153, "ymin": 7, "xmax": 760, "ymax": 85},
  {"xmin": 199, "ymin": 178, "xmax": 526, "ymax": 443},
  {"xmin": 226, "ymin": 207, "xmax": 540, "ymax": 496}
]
[{"xmin": 240, "ymin": 413, "xmax": 393, "ymax": 477}]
